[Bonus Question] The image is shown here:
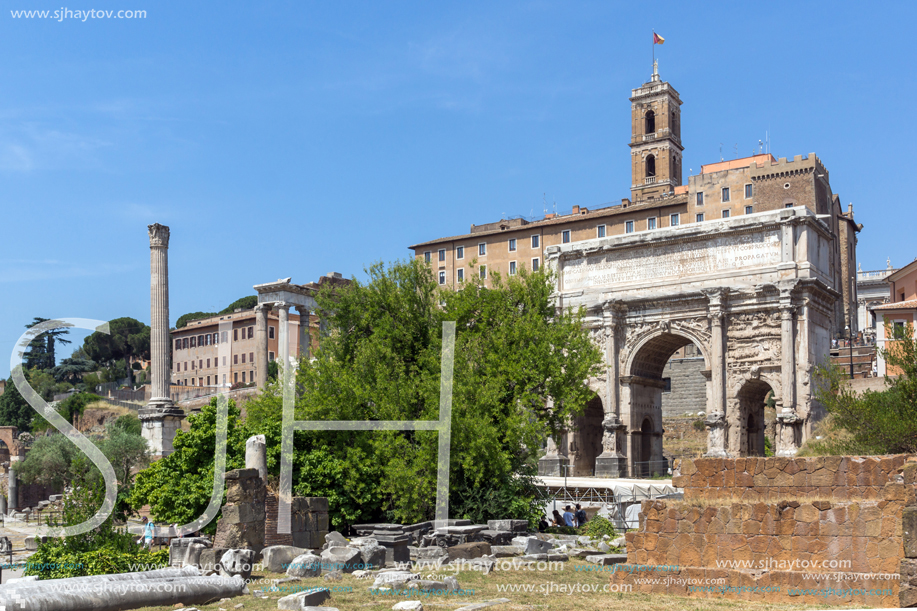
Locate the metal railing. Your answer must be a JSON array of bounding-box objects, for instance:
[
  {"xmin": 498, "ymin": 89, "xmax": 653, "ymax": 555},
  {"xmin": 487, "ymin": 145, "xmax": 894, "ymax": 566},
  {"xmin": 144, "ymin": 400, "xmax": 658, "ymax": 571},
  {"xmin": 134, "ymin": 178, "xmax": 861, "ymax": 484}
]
[{"xmin": 645, "ymin": 176, "xmax": 656, "ymax": 184}]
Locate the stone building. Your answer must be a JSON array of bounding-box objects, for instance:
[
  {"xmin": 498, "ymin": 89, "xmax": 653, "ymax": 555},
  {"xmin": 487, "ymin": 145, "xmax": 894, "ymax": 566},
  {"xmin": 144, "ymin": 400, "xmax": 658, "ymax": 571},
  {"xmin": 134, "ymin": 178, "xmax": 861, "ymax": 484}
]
[
  {"xmin": 409, "ymin": 63, "xmax": 860, "ymax": 474},
  {"xmin": 857, "ymin": 259, "xmax": 898, "ymax": 341},
  {"xmin": 875, "ymin": 257, "xmax": 917, "ymax": 376},
  {"xmin": 170, "ymin": 272, "xmax": 349, "ymax": 390}
]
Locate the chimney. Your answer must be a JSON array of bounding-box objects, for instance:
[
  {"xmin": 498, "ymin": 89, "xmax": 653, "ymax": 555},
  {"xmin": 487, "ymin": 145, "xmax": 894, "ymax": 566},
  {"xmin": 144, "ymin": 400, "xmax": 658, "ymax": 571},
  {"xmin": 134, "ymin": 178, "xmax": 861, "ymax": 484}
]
[{"xmin": 571, "ymin": 205, "xmax": 579, "ymax": 215}]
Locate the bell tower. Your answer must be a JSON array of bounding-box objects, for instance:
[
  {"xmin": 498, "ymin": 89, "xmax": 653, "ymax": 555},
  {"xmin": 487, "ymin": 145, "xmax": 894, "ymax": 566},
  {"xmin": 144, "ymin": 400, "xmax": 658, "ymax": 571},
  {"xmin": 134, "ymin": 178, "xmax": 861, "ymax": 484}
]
[{"xmin": 629, "ymin": 61, "xmax": 683, "ymax": 201}]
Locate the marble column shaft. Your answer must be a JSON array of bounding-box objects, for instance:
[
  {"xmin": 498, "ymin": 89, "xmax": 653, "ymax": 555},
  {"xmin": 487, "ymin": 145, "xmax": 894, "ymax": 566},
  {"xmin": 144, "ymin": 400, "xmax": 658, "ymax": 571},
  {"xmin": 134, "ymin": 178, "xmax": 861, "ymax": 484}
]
[
  {"xmin": 297, "ymin": 307, "xmax": 311, "ymax": 360},
  {"xmin": 277, "ymin": 302, "xmax": 291, "ymax": 370},
  {"xmin": 149, "ymin": 224, "xmax": 172, "ymax": 406},
  {"xmin": 254, "ymin": 303, "xmax": 270, "ymax": 388},
  {"xmin": 780, "ymin": 299, "xmax": 797, "ymax": 412}
]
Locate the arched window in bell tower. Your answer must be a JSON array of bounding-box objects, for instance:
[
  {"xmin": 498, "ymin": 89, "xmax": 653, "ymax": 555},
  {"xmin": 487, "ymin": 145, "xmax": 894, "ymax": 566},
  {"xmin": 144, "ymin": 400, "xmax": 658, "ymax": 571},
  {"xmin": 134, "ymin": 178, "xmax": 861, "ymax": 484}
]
[
  {"xmin": 646, "ymin": 154, "xmax": 656, "ymax": 178},
  {"xmin": 645, "ymin": 110, "xmax": 655, "ymax": 135}
]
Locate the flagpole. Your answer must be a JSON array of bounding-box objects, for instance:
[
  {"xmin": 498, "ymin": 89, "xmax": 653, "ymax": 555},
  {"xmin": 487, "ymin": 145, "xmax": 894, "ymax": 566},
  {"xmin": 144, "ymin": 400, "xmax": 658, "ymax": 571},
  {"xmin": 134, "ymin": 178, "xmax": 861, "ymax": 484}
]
[{"xmin": 652, "ymin": 29, "xmax": 655, "ymax": 70}]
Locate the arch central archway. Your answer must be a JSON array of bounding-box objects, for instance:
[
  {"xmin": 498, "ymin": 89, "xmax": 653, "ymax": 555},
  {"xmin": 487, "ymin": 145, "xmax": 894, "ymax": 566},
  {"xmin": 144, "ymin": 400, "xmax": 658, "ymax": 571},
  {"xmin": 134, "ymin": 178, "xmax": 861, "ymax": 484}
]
[
  {"xmin": 569, "ymin": 394, "xmax": 604, "ymax": 476},
  {"xmin": 737, "ymin": 379, "xmax": 773, "ymax": 456},
  {"xmin": 622, "ymin": 330, "xmax": 710, "ymax": 477}
]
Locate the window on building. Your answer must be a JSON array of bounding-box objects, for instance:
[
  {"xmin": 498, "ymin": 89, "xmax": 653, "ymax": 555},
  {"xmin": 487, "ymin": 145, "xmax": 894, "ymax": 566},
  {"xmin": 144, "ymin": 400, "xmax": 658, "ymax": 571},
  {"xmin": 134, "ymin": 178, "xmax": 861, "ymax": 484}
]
[
  {"xmin": 722, "ymin": 209, "xmax": 731, "ymax": 218},
  {"xmin": 250, "ymin": 371, "xmax": 254, "ymax": 383},
  {"xmin": 645, "ymin": 110, "xmax": 655, "ymax": 134},
  {"xmin": 438, "ymin": 249, "xmax": 446, "ymax": 262},
  {"xmin": 183, "ymin": 337, "xmax": 189, "ymax": 349},
  {"xmin": 184, "ymin": 379, "xmax": 188, "ymax": 386},
  {"xmin": 249, "ymin": 352, "xmax": 253, "ymax": 363},
  {"xmin": 207, "ymin": 375, "xmax": 210, "ymax": 386},
  {"xmin": 233, "ymin": 328, "xmax": 238, "ymax": 341},
  {"xmin": 199, "ymin": 360, "xmax": 203, "ymax": 369},
  {"xmin": 532, "ymin": 258, "xmax": 540, "ymax": 271},
  {"xmin": 242, "ymin": 371, "xmax": 246, "ymax": 384},
  {"xmin": 479, "ymin": 265, "xmax": 486, "ymax": 279},
  {"xmin": 184, "ymin": 361, "xmax": 188, "ymax": 371},
  {"xmin": 670, "ymin": 213, "xmax": 680, "ymax": 226},
  {"xmin": 203, "ymin": 334, "xmax": 209, "ymax": 346},
  {"xmin": 234, "ymin": 355, "xmax": 238, "ymax": 365},
  {"xmin": 745, "ymin": 184, "xmax": 753, "ymax": 199},
  {"xmin": 457, "ymin": 268, "xmax": 465, "ymax": 283},
  {"xmin": 198, "ymin": 335, "xmax": 204, "ymax": 346},
  {"xmin": 625, "ymin": 220, "xmax": 634, "ymax": 233},
  {"xmin": 424, "ymin": 251, "xmax": 431, "ymax": 263},
  {"xmin": 206, "ymin": 358, "xmax": 210, "ymax": 368},
  {"xmin": 269, "ymin": 326, "xmax": 275, "ymax": 340},
  {"xmin": 562, "ymin": 230, "xmax": 571, "ymax": 243},
  {"xmin": 662, "ymin": 378, "xmax": 672, "ymax": 392},
  {"xmin": 234, "ymin": 372, "xmax": 238, "ymax": 384},
  {"xmin": 647, "ymin": 217, "xmax": 657, "ymax": 230},
  {"xmin": 190, "ymin": 336, "xmax": 196, "ymax": 348},
  {"xmin": 508, "ymin": 238, "xmax": 516, "ymax": 252},
  {"xmin": 221, "ymin": 331, "xmax": 227, "ymax": 343},
  {"xmin": 241, "ymin": 353, "xmax": 246, "ymax": 364},
  {"xmin": 722, "ymin": 187, "xmax": 730, "ymax": 202},
  {"xmin": 248, "ymin": 327, "xmax": 253, "ymax": 339},
  {"xmin": 175, "ymin": 339, "xmax": 181, "ymax": 350},
  {"xmin": 191, "ymin": 361, "xmax": 195, "ymax": 370},
  {"xmin": 745, "ymin": 205, "xmax": 754, "ymax": 215},
  {"xmin": 902, "ymin": 293, "xmax": 907, "ymax": 303},
  {"xmin": 785, "ymin": 203, "xmax": 794, "ymax": 208},
  {"xmin": 438, "ymin": 271, "xmax": 446, "ymax": 285},
  {"xmin": 175, "ymin": 362, "xmax": 180, "ymax": 372},
  {"xmin": 696, "ymin": 213, "xmax": 705, "ymax": 222},
  {"xmin": 597, "ymin": 225, "xmax": 606, "ymax": 238},
  {"xmin": 269, "ymin": 351, "xmax": 275, "ymax": 361},
  {"xmin": 509, "ymin": 261, "xmax": 517, "ymax": 275},
  {"xmin": 223, "ymin": 356, "xmax": 227, "ymax": 366},
  {"xmin": 456, "ymin": 246, "xmax": 464, "ymax": 259},
  {"xmin": 478, "ymin": 243, "xmax": 487, "ymax": 256},
  {"xmin": 531, "ymin": 235, "xmax": 540, "ymax": 248},
  {"xmin": 646, "ymin": 154, "xmax": 656, "ymax": 178},
  {"xmin": 696, "ymin": 192, "xmax": 704, "ymax": 205}
]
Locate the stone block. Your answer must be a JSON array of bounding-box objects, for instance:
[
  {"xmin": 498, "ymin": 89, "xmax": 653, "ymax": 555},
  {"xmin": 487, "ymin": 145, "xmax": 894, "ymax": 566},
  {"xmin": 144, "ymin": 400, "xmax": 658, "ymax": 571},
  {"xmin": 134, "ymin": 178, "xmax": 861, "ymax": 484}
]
[
  {"xmin": 220, "ymin": 548, "xmax": 257, "ymax": 580},
  {"xmin": 524, "ymin": 538, "xmax": 552, "ymax": 555},
  {"xmin": 199, "ymin": 547, "xmax": 229, "ymax": 572},
  {"xmin": 321, "ymin": 546, "xmax": 363, "ymax": 572},
  {"xmin": 324, "ymin": 531, "xmax": 348, "ymax": 548},
  {"xmin": 904, "ymin": 507, "xmax": 917, "ymax": 558},
  {"xmin": 292, "ymin": 530, "xmax": 315, "ymax": 550},
  {"xmin": 262, "ymin": 545, "xmax": 309, "ymax": 573},
  {"xmin": 447, "ymin": 542, "xmax": 492, "ymax": 561},
  {"xmin": 278, "ymin": 587, "xmax": 331, "ymax": 610},
  {"xmin": 490, "ymin": 545, "xmax": 524, "ymax": 558},
  {"xmin": 286, "ymin": 552, "xmax": 322, "ymax": 578},
  {"xmin": 585, "ymin": 553, "xmax": 627, "ymax": 565},
  {"xmin": 393, "ymin": 603, "xmax": 424, "ymax": 611}
]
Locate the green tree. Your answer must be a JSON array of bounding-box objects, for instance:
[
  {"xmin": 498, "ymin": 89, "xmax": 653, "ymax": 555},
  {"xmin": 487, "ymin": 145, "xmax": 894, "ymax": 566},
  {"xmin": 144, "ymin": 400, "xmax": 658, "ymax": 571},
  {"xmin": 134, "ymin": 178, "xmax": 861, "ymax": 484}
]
[
  {"xmin": 129, "ymin": 400, "xmax": 251, "ymax": 531},
  {"xmin": 23, "ymin": 317, "xmax": 72, "ymax": 371},
  {"xmin": 52, "ymin": 357, "xmax": 98, "ymax": 384},
  {"xmin": 16, "ymin": 434, "xmax": 86, "ymax": 489},
  {"xmin": 808, "ymin": 321, "xmax": 917, "ymax": 455},
  {"xmin": 243, "ymin": 259, "xmax": 602, "ymax": 527},
  {"xmin": 220, "ymin": 296, "xmax": 258, "ymax": 314},
  {"xmin": 0, "ymin": 377, "xmax": 34, "ymax": 431},
  {"xmin": 175, "ymin": 311, "xmax": 216, "ymax": 329},
  {"xmin": 82, "ymin": 318, "xmax": 150, "ymax": 386},
  {"xmin": 24, "ymin": 467, "xmax": 167, "ymax": 579}
]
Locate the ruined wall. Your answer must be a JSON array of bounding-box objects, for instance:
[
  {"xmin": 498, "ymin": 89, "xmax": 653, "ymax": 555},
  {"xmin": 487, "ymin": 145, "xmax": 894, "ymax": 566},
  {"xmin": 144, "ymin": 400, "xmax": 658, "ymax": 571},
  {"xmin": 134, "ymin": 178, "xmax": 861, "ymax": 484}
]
[
  {"xmin": 612, "ymin": 455, "xmax": 917, "ymax": 608},
  {"xmin": 660, "ymin": 357, "xmax": 706, "ymax": 417}
]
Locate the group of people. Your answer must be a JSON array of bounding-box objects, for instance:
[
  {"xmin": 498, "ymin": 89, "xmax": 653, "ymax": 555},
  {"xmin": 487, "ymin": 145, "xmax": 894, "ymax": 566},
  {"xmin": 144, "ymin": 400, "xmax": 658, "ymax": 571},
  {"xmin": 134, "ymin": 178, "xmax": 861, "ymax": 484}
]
[
  {"xmin": 538, "ymin": 504, "xmax": 587, "ymax": 531},
  {"xmin": 138, "ymin": 517, "xmax": 201, "ymax": 549}
]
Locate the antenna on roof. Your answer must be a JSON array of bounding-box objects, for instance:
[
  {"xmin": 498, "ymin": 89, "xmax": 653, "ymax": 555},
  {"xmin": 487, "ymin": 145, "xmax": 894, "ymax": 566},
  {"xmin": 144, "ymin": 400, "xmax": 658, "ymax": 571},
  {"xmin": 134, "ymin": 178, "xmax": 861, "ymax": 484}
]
[
  {"xmin": 553, "ymin": 197, "xmax": 556, "ymax": 215},
  {"xmin": 543, "ymin": 193, "xmax": 547, "ymax": 215},
  {"xmin": 719, "ymin": 143, "xmax": 723, "ymax": 161},
  {"xmin": 734, "ymin": 143, "xmax": 738, "ymax": 160},
  {"xmin": 759, "ymin": 139, "xmax": 763, "ymax": 154}
]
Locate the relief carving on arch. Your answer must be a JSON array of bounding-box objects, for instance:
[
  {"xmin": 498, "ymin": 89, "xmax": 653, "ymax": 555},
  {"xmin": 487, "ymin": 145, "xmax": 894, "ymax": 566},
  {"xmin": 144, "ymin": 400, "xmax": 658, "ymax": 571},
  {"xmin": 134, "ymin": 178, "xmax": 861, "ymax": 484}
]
[{"xmin": 726, "ymin": 311, "xmax": 782, "ymax": 369}]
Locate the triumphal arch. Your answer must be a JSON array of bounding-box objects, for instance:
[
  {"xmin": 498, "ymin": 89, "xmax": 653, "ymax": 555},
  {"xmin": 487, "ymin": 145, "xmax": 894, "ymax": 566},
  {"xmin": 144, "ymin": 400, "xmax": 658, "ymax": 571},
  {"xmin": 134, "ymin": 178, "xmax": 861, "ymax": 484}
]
[{"xmin": 541, "ymin": 207, "xmax": 837, "ymax": 478}]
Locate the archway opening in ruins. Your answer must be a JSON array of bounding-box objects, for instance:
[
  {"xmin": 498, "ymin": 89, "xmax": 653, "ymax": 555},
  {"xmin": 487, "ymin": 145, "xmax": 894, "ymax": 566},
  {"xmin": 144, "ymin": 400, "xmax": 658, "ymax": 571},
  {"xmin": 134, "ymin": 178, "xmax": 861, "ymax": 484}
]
[
  {"xmin": 645, "ymin": 110, "xmax": 655, "ymax": 134},
  {"xmin": 627, "ymin": 331, "xmax": 709, "ymax": 477},
  {"xmin": 737, "ymin": 379, "xmax": 772, "ymax": 457},
  {"xmin": 645, "ymin": 154, "xmax": 656, "ymax": 179},
  {"xmin": 570, "ymin": 394, "xmax": 604, "ymax": 477}
]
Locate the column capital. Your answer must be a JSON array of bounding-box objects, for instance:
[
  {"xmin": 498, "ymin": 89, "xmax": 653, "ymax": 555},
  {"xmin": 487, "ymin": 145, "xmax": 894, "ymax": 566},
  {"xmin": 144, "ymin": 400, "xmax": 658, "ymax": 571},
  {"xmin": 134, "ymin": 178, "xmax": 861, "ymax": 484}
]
[
  {"xmin": 148, "ymin": 223, "xmax": 170, "ymax": 248},
  {"xmin": 254, "ymin": 302, "xmax": 272, "ymax": 313},
  {"xmin": 275, "ymin": 301, "xmax": 291, "ymax": 312}
]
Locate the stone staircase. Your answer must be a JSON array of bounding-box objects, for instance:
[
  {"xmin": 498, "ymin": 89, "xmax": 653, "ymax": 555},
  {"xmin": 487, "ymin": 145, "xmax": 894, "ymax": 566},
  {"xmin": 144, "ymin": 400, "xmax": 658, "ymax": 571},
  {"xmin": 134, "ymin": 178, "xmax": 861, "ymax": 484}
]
[{"xmin": 830, "ymin": 344, "xmax": 876, "ymax": 378}]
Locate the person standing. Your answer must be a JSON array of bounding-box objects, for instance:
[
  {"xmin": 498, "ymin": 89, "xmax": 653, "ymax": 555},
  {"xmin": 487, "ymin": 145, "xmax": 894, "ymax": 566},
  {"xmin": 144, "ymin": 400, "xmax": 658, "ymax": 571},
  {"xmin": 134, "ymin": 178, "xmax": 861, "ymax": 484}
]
[
  {"xmin": 562, "ymin": 505, "xmax": 576, "ymax": 527},
  {"xmin": 575, "ymin": 504, "xmax": 587, "ymax": 527},
  {"xmin": 142, "ymin": 517, "xmax": 156, "ymax": 549},
  {"xmin": 551, "ymin": 509, "xmax": 564, "ymax": 527}
]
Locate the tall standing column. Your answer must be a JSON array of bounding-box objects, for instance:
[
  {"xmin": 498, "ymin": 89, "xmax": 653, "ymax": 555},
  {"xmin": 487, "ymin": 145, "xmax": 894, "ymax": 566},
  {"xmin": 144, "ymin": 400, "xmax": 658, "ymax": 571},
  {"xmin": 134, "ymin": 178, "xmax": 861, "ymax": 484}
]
[
  {"xmin": 7, "ymin": 466, "xmax": 17, "ymax": 512},
  {"xmin": 705, "ymin": 291, "xmax": 729, "ymax": 457},
  {"xmin": 596, "ymin": 302, "xmax": 627, "ymax": 478},
  {"xmin": 276, "ymin": 302, "xmax": 291, "ymax": 373},
  {"xmin": 297, "ymin": 306, "xmax": 311, "ymax": 361},
  {"xmin": 140, "ymin": 223, "xmax": 184, "ymax": 458},
  {"xmin": 776, "ymin": 290, "xmax": 800, "ymax": 456},
  {"xmin": 254, "ymin": 303, "xmax": 270, "ymax": 388}
]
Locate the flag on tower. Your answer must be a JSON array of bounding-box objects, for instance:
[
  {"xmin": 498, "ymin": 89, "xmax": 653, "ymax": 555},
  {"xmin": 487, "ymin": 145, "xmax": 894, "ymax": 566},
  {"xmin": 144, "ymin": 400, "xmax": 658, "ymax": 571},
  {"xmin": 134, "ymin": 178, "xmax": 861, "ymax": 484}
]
[{"xmin": 653, "ymin": 32, "xmax": 665, "ymax": 45}]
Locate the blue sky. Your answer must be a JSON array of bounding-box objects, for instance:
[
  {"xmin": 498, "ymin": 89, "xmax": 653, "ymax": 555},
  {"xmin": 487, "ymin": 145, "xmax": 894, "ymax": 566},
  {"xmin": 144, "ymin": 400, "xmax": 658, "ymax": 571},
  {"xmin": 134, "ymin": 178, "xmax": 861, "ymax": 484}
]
[{"xmin": 1, "ymin": 1, "xmax": 914, "ymax": 377}]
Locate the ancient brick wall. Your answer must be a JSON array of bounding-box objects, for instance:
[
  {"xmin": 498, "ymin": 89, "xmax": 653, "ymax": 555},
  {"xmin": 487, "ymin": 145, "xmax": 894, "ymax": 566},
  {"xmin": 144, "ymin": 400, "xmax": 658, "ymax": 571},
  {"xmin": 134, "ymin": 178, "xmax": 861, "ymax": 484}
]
[
  {"xmin": 612, "ymin": 455, "xmax": 917, "ymax": 608},
  {"xmin": 660, "ymin": 357, "xmax": 707, "ymax": 417}
]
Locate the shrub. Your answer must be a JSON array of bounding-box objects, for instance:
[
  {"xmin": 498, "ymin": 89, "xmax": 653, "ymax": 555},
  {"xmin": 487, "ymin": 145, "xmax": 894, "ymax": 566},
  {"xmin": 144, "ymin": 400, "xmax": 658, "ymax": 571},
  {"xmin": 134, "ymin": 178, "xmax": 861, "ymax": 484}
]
[
  {"xmin": 692, "ymin": 418, "xmax": 705, "ymax": 431},
  {"xmin": 580, "ymin": 514, "xmax": 617, "ymax": 539}
]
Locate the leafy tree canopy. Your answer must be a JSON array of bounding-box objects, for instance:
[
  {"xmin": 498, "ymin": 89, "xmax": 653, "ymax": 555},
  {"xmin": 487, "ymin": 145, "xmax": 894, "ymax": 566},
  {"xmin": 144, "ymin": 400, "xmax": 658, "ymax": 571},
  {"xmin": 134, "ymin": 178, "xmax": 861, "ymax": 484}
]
[
  {"xmin": 129, "ymin": 400, "xmax": 250, "ymax": 531},
  {"xmin": 82, "ymin": 318, "xmax": 150, "ymax": 386},
  {"xmin": 23, "ymin": 317, "xmax": 72, "ymax": 371},
  {"xmin": 52, "ymin": 358, "xmax": 98, "ymax": 384},
  {"xmin": 0, "ymin": 376, "xmax": 37, "ymax": 431},
  {"xmin": 805, "ymin": 321, "xmax": 917, "ymax": 455},
  {"xmin": 175, "ymin": 311, "xmax": 216, "ymax": 329},
  {"xmin": 241, "ymin": 259, "xmax": 603, "ymax": 527},
  {"xmin": 220, "ymin": 296, "xmax": 258, "ymax": 314}
]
